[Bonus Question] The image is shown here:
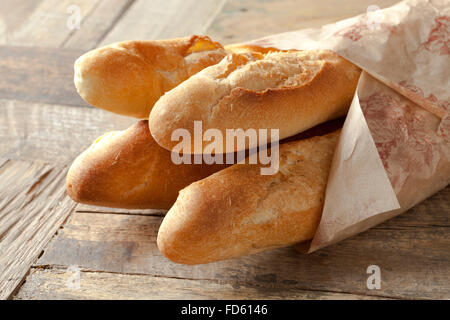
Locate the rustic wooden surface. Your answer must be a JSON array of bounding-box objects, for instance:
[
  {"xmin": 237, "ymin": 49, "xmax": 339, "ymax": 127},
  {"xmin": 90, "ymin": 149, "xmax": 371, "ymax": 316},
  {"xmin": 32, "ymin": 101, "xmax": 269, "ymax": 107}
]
[{"xmin": 0, "ymin": 0, "xmax": 448, "ymax": 300}]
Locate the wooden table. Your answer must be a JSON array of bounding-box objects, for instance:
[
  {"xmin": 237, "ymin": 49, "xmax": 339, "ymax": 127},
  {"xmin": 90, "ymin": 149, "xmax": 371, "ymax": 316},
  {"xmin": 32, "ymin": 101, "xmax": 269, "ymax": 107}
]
[{"xmin": 0, "ymin": 0, "xmax": 448, "ymax": 300}]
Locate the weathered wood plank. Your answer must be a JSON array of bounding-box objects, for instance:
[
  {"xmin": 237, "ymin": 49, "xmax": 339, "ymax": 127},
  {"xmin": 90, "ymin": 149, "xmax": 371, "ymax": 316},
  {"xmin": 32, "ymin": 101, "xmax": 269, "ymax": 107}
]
[
  {"xmin": 0, "ymin": 159, "xmax": 76, "ymax": 300},
  {"xmin": 63, "ymin": 0, "xmax": 134, "ymax": 50},
  {"xmin": 0, "ymin": 0, "xmax": 132, "ymax": 49},
  {"xmin": 207, "ymin": 0, "xmax": 400, "ymax": 44},
  {"xmin": 1, "ymin": 0, "xmax": 98, "ymax": 47},
  {"xmin": 99, "ymin": 0, "xmax": 226, "ymax": 46},
  {"xmin": 36, "ymin": 187, "xmax": 450, "ymax": 299},
  {"xmin": 14, "ymin": 267, "xmax": 385, "ymax": 300},
  {"xmin": 0, "ymin": 46, "xmax": 87, "ymax": 107},
  {"xmin": 0, "ymin": 99, "xmax": 134, "ymax": 163}
]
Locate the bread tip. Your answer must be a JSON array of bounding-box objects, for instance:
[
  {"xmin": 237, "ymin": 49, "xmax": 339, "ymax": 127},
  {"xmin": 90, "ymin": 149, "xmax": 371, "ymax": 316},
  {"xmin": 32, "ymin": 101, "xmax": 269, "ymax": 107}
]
[
  {"xmin": 157, "ymin": 222, "xmax": 189, "ymax": 265},
  {"xmin": 156, "ymin": 199, "xmax": 204, "ymax": 265},
  {"xmin": 65, "ymin": 166, "xmax": 81, "ymax": 203}
]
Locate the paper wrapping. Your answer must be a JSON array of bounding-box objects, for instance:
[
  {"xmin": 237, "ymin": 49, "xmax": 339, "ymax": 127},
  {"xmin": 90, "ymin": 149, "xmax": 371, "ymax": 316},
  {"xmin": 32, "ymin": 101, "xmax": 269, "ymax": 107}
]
[{"xmin": 246, "ymin": 0, "xmax": 450, "ymax": 252}]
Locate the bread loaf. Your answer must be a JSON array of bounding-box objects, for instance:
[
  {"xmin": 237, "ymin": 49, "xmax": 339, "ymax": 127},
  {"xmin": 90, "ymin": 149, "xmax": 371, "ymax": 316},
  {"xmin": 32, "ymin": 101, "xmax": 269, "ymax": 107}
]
[
  {"xmin": 74, "ymin": 35, "xmax": 226, "ymax": 118},
  {"xmin": 149, "ymin": 49, "xmax": 359, "ymax": 153},
  {"xmin": 66, "ymin": 120, "xmax": 228, "ymax": 210},
  {"xmin": 157, "ymin": 130, "xmax": 340, "ymax": 264}
]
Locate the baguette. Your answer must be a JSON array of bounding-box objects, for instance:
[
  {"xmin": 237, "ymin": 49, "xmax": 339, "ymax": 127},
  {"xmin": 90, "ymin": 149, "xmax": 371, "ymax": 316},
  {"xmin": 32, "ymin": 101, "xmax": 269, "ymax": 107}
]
[
  {"xmin": 149, "ymin": 49, "xmax": 359, "ymax": 152},
  {"xmin": 74, "ymin": 35, "xmax": 226, "ymax": 118},
  {"xmin": 157, "ymin": 130, "xmax": 340, "ymax": 264},
  {"xmin": 66, "ymin": 120, "xmax": 228, "ymax": 210}
]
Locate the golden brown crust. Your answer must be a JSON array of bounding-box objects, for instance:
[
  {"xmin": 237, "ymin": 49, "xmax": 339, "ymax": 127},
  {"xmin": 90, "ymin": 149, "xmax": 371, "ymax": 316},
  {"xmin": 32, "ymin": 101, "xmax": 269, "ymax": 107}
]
[
  {"xmin": 149, "ymin": 49, "xmax": 360, "ymax": 152},
  {"xmin": 66, "ymin": 120, "xmax": 228, "ymax": 210},
  {"xmin": 74, "ymin": 35, "xmax": 226, "ymax": 119},
  {"xmin": 157, "ymin": 130, "xmax": 340, "ymax": 264},
  {"xmin": 225, "ymin": 43, "xmax": 287, "ymax": 55}
]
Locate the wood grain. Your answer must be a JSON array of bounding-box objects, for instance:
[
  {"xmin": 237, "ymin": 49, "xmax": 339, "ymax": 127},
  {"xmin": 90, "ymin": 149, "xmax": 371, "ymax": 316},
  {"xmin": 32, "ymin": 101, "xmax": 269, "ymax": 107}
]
[
  {"xmin": 0, "ymin": 0, "xmax": 133, "ymax": 49},
  {"xmin": 0, "ymin": 46, "xmax": 87, "ymax": 107},
  {"xmin": 0, "ymin": 159, "xmax": 76, "ymax": 300},
  {"xmin": 36, "ymin": 186, "xmax": 450, "ymax": 299},
  {"xmin": 99, "ymin": 0, "xmax": 226, "ymax": 46},
  {"xmin": 207, "ymin": 0, "xmax": 400, "ymax": 44},
  {"xmin": 14, "ymin": 267, "xmax": 385, "ymax": 300},
  {"xmin": 0, "ymin": 99, "xmax": 134, "ymax": 163}
]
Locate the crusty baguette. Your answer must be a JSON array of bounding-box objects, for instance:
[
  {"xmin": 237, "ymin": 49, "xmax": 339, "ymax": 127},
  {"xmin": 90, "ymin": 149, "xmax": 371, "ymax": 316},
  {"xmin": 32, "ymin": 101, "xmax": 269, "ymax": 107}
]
[
  {"xmin": 66, "ymin": 121, "xmax": 228, "ymax": 210},
  {"xmin": 149, "ymin": 49, "xmax": 359, "ymax": 153},
  {"xmin": 74, "ymin": 35, "xmax": 226, "ymax": 118},
  {"xmin": 157, "ymin": 130, "xmax": 340, "ymax": 264}
]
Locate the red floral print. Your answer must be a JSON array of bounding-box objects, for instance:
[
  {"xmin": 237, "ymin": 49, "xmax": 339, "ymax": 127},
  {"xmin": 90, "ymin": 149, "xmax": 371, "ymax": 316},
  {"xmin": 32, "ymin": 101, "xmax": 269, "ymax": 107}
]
[
  {"xmin": 423, "ymin": 16, "xmax": 450, "ymax": 56},
  {"xmin": 394, "ymin": 80, "xmax": 449, "ymax": 118},
  {"xmin": 334, "ymin": 22, "xmax": 396, "ymax": 42},
  {"xmin": 360, "ymin": 92, "xmax": 442, "ymax": 192}
]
